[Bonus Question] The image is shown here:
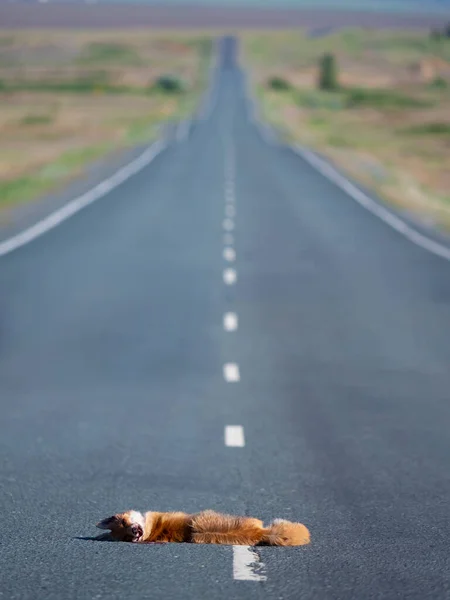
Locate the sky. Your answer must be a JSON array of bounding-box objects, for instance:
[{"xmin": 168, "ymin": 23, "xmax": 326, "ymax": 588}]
[{"xmin": 103, "ymin": 0, "xmax": 450, "ymax": 12}]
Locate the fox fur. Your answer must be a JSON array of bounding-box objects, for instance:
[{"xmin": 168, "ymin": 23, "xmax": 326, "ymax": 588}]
[{"xmin": 96, "ymin": 509, "xmax": 310, "ymax": 546}]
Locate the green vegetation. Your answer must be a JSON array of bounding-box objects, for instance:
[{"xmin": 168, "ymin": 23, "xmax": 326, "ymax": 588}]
[
  {"xmin": 318, "ymin": 53, "xmax": 339, "ymax": 91},
  {"xmin": 0, "ymin": 144, "xmax": 110, "ymax": 208},
  {"xmin": 345, "ymin": 87, "xmax": 432, "ymax": 109},
  {"xmin": 0, "ymin": 30, "xmax": 212, "ymax": 212},
  {"xmin": 20, "ymin": 114, "xmax": 54, "ymax": 126},
  {"xmin": 267, "ymin": 76, "xmax": 291, "ymax": 91},
  {"xmin": 77, "ymin": 42, "xmax": 142, "ymax": 65},
  {"xmin": 243, "ymin": 27, "xmax": 450, "ymax": 228},
  {"xmin": 0, "ymin": 73, "xmax": 136, "ymax": 95},
  {"xmin": 402, "ymin": 122, "xmax": 450, "ymax": 136},
  {"xmin": 296, "ymin": 88, "xmax": 344, "ymax": 110},
  {"xmin": 152, "ymin": 75, "xmax": 185, "ymax": 94},
  {"xmin": 429, "ymin": 76, "xmax": 448, "ymax": 90}
]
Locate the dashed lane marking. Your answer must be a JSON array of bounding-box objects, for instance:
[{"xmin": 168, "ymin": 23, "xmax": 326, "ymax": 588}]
[
  {"xmin": 223, "ymin": 268, "xmax": 237, "ymax": 285},
  {"xmin": 223, "ymin": 363, "xmax": 240, "ymax": 383},
  {"xmin": 224, "ymin": 425, "xmax": 245, "ymax": 446},
  {"xmin": 223, "ymin": 312, "xmax": 238, "ymax": 332}
]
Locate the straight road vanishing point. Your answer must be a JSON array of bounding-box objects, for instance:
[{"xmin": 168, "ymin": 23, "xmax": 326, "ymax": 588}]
[{"xmin": 1, "ymin": 35, "xmax": 450, "ymax": 600}]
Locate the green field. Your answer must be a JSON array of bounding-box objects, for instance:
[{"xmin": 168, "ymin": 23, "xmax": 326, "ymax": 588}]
[
  {"xmin": 243, "ymin": 28, "xmax": 450, "ymax": 228},
  {"xmin": 0, "ymin": 30, "xmax": 212, "ymax": 211}
]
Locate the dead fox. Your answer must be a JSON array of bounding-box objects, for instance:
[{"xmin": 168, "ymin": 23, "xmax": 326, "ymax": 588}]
[{"xmin": 96, "ymin": 509, "xmax": 310, "ymax": 546}]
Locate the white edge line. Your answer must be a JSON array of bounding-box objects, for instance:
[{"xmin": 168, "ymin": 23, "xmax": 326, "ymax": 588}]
[
  {"xmin": 233, "ymin": 546, "xmax": 267, "ymax": 581},
  {"xmin": 0, "ymin": 139, "xmax": 167, "ymax": 258},
  {"xmin": 224, "ymin": 425, "xmax": 245, "ymax": 446},
  {"xmin": 293, "ymin": 144, "xmax": 450, "ymax": 263}
]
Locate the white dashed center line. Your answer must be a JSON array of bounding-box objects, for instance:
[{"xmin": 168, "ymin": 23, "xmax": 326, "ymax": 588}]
[
  {"xmin": 223, "ymin": 247, "xmax": 236, "ymax": 262},
  {"xmin": 224, "ymin": 233, "xmax": 234, "ymax": 246},
  {"xmin": 233, "ymin": 546, "xmax": 267, "ymax": 581},
  {"xmin": 223, "ymin": 363, "xmax": 240, "ymax": 382},
  {"xmin": 225, "ymin": 204, "xmax": 236, "ymax": 218},
  {"xmin": 223, "ymin": 218, "xmax": 235, "ymax": 232},
  {"xmin": 224, "ymin": 425, "xmax": 245, "ymax": 446},
  {"xmin": 223, "ymin": 268, "xmax": 237, "ymax": 285},
  {"xmin": 223, "ymin": 312, "xmax": 238, "ymax": 332}
]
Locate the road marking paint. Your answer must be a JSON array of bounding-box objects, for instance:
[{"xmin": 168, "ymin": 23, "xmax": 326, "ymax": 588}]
[
  {"xmin": 223, "ymin": 312, "xmax": 238, "ymax": 331},
  {"xmin": 225, "ymin": 425, "xmax": 245, "ymax": 446},
  {"xmin": 225, "ymin": 204, "xmax": 236, "ymax": 218},
  {"xmin": 223, "ymin": 268, "xmax": 237, "ymax": 285},
  {"xmin": 224, "ymin": 233, "xmax": 234, "ymax": 246},
  {"xmin": 223, "ymin": 218, "xmax": 235, "ymax": 232},
  {"xmin": 176, "ymin": 119, "xmax": 191, "ymax": 143},
  {"xmin": 293, "ymin": 144, "xmax": 450, "ymax": 263},
  {"xmin": 223, "ymin": 247, "xmax": 236, "ymax": 262},
  {"xmin": 233, "ymin": 546, "xmax": 267, "ymax": 581},
  {"xmin": 225, "ymin": 190, "xmax": 235, "ymax": 205},
  {"xmin": 0, "ymin": 140, "xmax": 167, "ymax": 258},
  {"xmin": 223, "ymin": 363, "xmax": 240, "ymax": 383}
]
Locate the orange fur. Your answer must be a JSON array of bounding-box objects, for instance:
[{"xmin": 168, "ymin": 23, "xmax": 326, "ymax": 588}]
[{"xmin": 96, "ymin": 509, "xmax": 310, "ymax": 546}]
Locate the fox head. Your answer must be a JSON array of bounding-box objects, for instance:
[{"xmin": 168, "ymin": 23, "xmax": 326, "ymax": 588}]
[{"xmin": 97, "ymin": 510, "xmax": 145, "ymax": 542}]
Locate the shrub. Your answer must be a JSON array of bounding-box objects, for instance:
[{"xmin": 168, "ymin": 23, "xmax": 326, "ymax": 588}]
[
  {"xmin": 21, "ymin": 114, "xmax": 53, "ymax": 125},
  {"xmin": 429, "ymin": 76, "xmax": 448, "ymax": 90},
  {"xmin": 267, "ymin": 76, "xmax": 291, "ymax": 91},
  {"xmin": 345, "ymin": 88, "xmax": 431, "ymax": 109},
  {"xmin": 153, "ymin": 75, "xmax": 185, "ymax": 94},
  {"xmin": 318, "ymin": 53, "xmax": 339, "ymax": 91},
  {"xmin": 78, "ymin": 42, "xmax": 141, "ymax": 65},
  {"xmin": 402, "ymin": 122, "xmax": 450, "ymax": 136}
]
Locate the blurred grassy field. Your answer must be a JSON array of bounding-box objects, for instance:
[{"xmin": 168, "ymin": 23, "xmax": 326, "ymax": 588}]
[
  {"xmin": 242, "ymin": 28, "xmax": 450, "ymax": 228},
  {"xmin": 0, "ymin": 30, "xmax": 212, "ymax": 210}
]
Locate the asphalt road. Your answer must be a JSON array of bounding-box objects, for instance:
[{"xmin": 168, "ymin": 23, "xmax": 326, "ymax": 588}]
[{"xmin": 1, "ymin": 37, "xmax": 450, "ymax": 600}]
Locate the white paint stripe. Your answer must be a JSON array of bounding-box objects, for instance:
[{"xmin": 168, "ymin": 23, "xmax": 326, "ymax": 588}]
[
  {"xmin": 223, "ymin": 218, "xmax": 235, "ymax": 232},
  {"xmin": 176, "ymin": 119, "xmax": 191, "ymax": 143},
  {"xmin": 224, "ymin": 233, "xmax": 234, "ymax": 246},
  {"xmin": 0, "ymin": 140, "xmax": 167, "ymax": 258},
  {"xmin": 223, "ymin": 312, "xmax": 238, "ymax": 331},
  {"xmin": 223, "ymin": 268, "xmax": 237, "ymax": 285},
  {"xmin": 233, "ymin": 546, "xmax": 267, "ymax": 581},
  {"xmin": 225, "ymin": 425, "xmax": 245, "ymax": 446},
  {"xmin": 293, "ymin": 144, "xmax": 450, "ymax": 263},
  {"xmin": 225, "ymin": 190, "xmax": 235, "ymax": 204},
  {"xmin": 225, "ymin": 204, "xmax": 236, "ymax": 218},
  {"xmin": 223, "ymin": 363, "xmax": 240, "ymax": 383},
  {"xmin": 223, "ymin": 247, "xmax": 236, "ymax": 262}
]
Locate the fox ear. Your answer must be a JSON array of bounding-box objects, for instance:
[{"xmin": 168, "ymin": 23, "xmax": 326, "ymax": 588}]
[{"xmin": 96, "ymin": 515, "xmax": 121, "ymax": 530}]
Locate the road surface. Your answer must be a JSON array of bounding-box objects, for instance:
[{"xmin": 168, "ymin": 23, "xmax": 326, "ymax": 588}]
[{"xmin": 1, "ymin": 37, "xmax": 450, "ymax": 600}]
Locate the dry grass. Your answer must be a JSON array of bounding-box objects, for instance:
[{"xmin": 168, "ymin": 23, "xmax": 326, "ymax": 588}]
[
  {"xmin": 242, "ymin": 28, "xmax": 450, "ymax": 228},
  {"xmin": 0, "ymin": 30, "xmax": 212, "ymax": 210}
]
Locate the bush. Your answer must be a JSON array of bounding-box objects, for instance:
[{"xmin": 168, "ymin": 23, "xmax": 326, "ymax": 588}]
[
  {"xmin": 77, "ymin": 42, "xmax": 141, "ymax": 65},
  {"xmin": 296, "ymin": 88, "xmax": 345, "ymax": 110},
  {"xmin": 153, "ymin": 75, "xmax": 185, "ymax": 94},
  {"xmin": 430, "ymin": 28, "xmax": 443, "ymax": 42},
  {"xmin": 318, "ymin": 53, "xmax": 339, "ymax": 91},
  {"xmin": 345, "ymin": 88, "xmax": 432, "ymax": 109},
  {"xmin": 21, "ymin": 114, "xmax": 53, "ymax": 125},
  {"xmin": 403, "ymin": 122, "xmax": 450, "ymax": 136},
  {"xmin": 430, "ymin": 76, "xmax": 448, "ymax": 90},
  {"xmin": 267, "ymin": 76, "xmax": 290, "ymax": 91}
]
